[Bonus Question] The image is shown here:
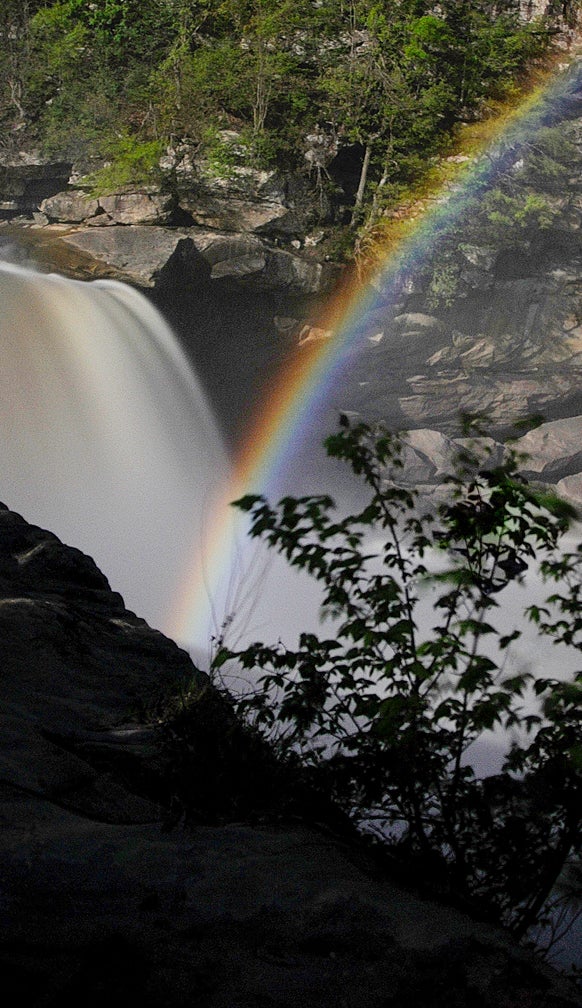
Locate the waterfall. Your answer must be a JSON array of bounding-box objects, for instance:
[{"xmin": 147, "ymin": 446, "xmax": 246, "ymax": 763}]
[{"xmin": 0, "ymin": 260, "xmax": 229, "ymax": 639}]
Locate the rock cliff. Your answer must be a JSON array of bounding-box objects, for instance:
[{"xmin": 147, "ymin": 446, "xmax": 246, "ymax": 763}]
[
  {"xmin": 1, "ymin": 502, "xmax": 581, "ymax": 1007},
  {"xmin": 0, "ymin": 139, "xmax": 341, "ymax": 296}
]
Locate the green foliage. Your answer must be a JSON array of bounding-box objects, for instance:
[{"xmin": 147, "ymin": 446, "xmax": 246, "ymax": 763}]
[
  {"xmin": 482, "ymin": 189, "xmax": 557, "ymax": 233},
  {"xmin": 0, "ymin": 0, "xmax": 556, "ymax": 214},
  {"xmin": 427, "ymin": 260, "xmax": 460, "ymax": 309},
  {"xmin": 216, "ymin": 417, "xmax": 582, "ymax": 936},
  {"xmin": 82, "ymin": 135, "xmax": 164, "ymax": 194},
  {"xmin": 515, "ymin": 126, "xmax": 580, "ymax": 191}
]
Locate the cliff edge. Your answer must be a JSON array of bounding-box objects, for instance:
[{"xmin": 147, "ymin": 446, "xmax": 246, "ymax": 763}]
[{"xmin": 0, "ymin": 502, "xmax": 580, "ymax": 1007}]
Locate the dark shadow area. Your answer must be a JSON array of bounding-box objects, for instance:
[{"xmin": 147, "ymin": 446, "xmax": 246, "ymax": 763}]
[
  {"xmin": 328, "ymin": 142, "xmax": 365, "ymax": 200},
  {"xmin": 151, "ymin": 252, "xmax": 327, "ymax": 450}
]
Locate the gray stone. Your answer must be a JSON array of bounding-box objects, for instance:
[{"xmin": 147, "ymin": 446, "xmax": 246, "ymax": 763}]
[
  {"xmin": 98, "ymin": 190, "xmax": 175, "ymax": 225},
  {"xmin": 60, "ymin": 224, "xmax": 339, "ymax": 292},
  {"xmin": 514, "ymin": 416, "xmax": 582, "ymax": 481},
  {"xmin": 0, "ymin": 151, "xmax": 72, "ymax": 214},
  {"xmin": 400, "ymin": 429, "xmax": 459, "ymax": 482},
  {"xmin": 556, "ymin": 471, "xmax": 582, "ymax": 505},
  {"xmin": 40, "ymin": 190, "xmax": 99, "ymax": 223},
  {"xmin": 261, "ymin": 247, "xmax": 339, "ymax": 293},
  {"xmin": 60, "ymin": 225, "xmax": 187, "ymax": 286},
  {"xmin": 297, "ymin": 322, "xmax": 334, "ymax": 345},
  {"xmin": 163, "ymin": 140, "xmax": 319, "ymax": 237},
  {"xmin": 185, "ymin": 194, "xmax": 291, "ymax": 232}
]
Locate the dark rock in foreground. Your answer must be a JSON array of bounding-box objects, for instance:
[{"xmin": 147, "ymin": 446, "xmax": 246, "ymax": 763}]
[{"xmin": 0, "ymin": 503, "xmax": 580, "ymax": 1007}]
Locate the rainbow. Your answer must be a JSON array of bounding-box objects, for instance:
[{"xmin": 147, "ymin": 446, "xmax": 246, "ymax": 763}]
[{"xmin": 168, "ymin": 56, "xmax": 582, "ymax": 652}]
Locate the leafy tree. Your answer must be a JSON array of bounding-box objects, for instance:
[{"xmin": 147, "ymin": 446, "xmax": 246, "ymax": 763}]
[
  {"xmin": 317, "ymin": 0, "xmax": 551, "ymax": 227},
  {"xmin": 0, "ymin": 0, "xmax": 559, "ymax": 213},
  {"xmin": 0, "ymin": 0, "xmax": 47, "ymax": 134},
  {"xmin": 215, "ymin": 417, "xmax": 582, "ymax": 939}
]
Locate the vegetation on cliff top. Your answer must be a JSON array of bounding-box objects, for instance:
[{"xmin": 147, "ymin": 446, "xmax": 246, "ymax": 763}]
[{"xmin": 0, "ymin": 1, "xmax": 573, "ymax": 226}]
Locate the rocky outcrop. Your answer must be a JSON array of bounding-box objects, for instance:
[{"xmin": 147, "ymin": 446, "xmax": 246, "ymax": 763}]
[
  {"xmin": 321, "ymin": 153, "xmax": 582, "ymax": 442},
  {"xmin": 515, "ymin": 416, "xmax": 582, "ymax": 482},
  {"xmin": 161, "ymin": 137, "xmax": 327, "ymax": 239},
  {"xmin": 60, "ymin": 224, "xmax": 339, "ymax": 292},
  {"xmin": 1, "ymin": 502, "xmax": 581, "ymax": 1007},
  {"xmin": 39, "ymin": 188, "xmax": 100, "ymax": 223},
  {"xmin": 0, "ymin": 140, "xmax": 339, "ymax": 296},
  {"xmin": 0, "ymin": 150, "xmax": 71, "ymax": 217},
  {"xmin": 40, "ymin": 188, "xmax": 175, "ymax": 226},
  {"xmin": 364, "ymin": 418, "xmax": 582, "ymax": 509},
  {"xmin": 0, "ymin": 503, "xmax": 198, "ymax": 815}
]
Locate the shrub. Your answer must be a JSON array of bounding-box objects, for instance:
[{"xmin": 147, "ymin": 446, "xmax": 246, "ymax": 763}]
[
  {"xmin": 82, "ymin": 134, "xmax": 164, "ymax": 194},
  {"xmin": 215, "ymin": 417, "xmax": 582, "ymax": 939}
]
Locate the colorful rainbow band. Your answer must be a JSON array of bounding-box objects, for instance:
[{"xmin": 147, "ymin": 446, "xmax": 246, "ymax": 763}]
[{"xmin": 168, "ymin": 57, "xmax": 582, "ymax": 652}]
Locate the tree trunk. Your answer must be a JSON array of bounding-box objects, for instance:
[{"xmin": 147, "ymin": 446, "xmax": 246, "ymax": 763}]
[{"xmin": 350, "ymin": 141, "xmax": 372, "ymax": 226}]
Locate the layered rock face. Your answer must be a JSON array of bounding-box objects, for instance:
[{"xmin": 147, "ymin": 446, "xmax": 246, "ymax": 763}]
[
  {"xmin": 1, "ymin": 502, "xmax": 581, "ymax": 1007},
  {"xmin": 59, "ymin": 224, "xmax": 337, "ymax": 293},
  {"xmin": 364, "ymin": 417, "xmax": 582, "ymax": 510},
  {"xmin": 0, "ymin": 136, "xmax": 339, "ymax": 298},
  {"xmin": 0, "ymin": 151, "xmax": 71, "ymax": 218}
]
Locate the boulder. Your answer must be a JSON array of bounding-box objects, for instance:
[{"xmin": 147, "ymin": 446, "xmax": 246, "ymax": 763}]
[
  {"xmin": 162, "ymin": 140, "xmax": 321, "ymax": 238},
  {"xmin": 189, "ymin": 231, "xmax": 267, "ymax": 280},
  {"xmin": 98, "ymin": 190, "xmax": 175, "ymax": 225},
  {"xmin": 60, "ymin": 225, "xmax": 188, "ymax": 286},
  {"xmin": 453, "ymin": 436, "xmax": 505, "ymax": 469},
  {"xmin": 181, "ymin": 191, "xmax": 291, "ymax": 234},
  {"xmin": 40, "ymin": 190, "xmax": 100, "ymax": 223},
  {"xmin": 261, "ymin": 246, "xmax": 338, "ymax": 293},
  {"xmin": 387, "ymin": 429, "xmax": 503, "ymax": 486},
  {"xmin": 513, "ymin": 416, "xmax": 582, "ymax": 482},
  {"xmin": 556, "ymin": 471, "xmax": 582, "ymax": 505},
  {"xmin": 405, "ymin": 428, "xmax": 457, "ymax": 473},
  {"xmin": 40, "ymin": 189, "xmax": 175, "ymax": 226},
  {"xmin": 398, "ymin": 428, "xmax": 460, "ymax": 483}
]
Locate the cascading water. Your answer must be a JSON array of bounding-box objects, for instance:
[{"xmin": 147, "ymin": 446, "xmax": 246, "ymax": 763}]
[{"xmin": 0, "ymin": 259, "xmax": 229, "ymax": 641}]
